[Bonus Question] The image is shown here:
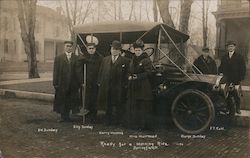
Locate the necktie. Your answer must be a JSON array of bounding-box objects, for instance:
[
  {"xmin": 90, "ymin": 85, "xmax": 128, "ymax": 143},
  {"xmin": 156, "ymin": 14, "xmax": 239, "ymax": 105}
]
[{"xmin": 112, "ymin": 56, "xmax": 117, "ymax": 63}]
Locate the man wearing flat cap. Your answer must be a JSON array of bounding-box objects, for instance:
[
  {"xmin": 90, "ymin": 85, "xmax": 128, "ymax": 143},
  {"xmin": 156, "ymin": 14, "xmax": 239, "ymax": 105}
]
[
  {"xmin": 193, "ymin": 47, "xmax": 217, "ymax": 74},
  {"xmin": 97, "ymin": 40, "xmax": 130, "ymax": 125},
  {"xmin": 219, "ymin": 40, "xmax": 246, "ymax": 114},
  {"xmin": 53, "ymin": 40, "xmax": 82, "ymax": 122}
]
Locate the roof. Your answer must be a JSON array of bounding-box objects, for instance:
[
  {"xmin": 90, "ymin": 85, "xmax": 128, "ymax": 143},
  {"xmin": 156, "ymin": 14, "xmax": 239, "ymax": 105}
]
[
  {"xmin": 73, "ymin": 21, "xmax": 189, "ymax": 43},
  {"xmin": 74, "ymin": 21, "xmax": 162, "ymax": 33}
]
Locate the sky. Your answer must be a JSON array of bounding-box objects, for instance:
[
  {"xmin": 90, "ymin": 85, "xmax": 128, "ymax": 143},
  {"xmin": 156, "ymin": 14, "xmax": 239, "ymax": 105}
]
[{"xmin": 37, "ymin": 0, "xmax": 219, "ymax": 47}]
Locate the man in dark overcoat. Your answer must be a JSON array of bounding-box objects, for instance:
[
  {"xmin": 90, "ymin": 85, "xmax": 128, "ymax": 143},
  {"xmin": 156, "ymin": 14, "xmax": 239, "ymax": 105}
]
[
  {"xmin": 97, "ymin": 40, "xmax": 130, "ymax": 125},
  {"xmin": 219, "ymin": 40, "xmax": 246, "ymax": 114},
  {"xmin": 79, "ymin": 42, "xmax": 103, "ymax": 122},
  {"xmin": 53, "ymin": 41, "xmax": 82, "ymax": 122},
  {"xmin": 193, "ymin": 47, "xmax": 217, "ymax": 74}
]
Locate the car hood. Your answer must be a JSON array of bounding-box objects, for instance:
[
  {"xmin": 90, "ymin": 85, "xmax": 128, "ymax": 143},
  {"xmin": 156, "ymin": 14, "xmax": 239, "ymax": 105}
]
[{"xmin": 186, "ymin": 74, "xmax": 222, "ymax": 85}]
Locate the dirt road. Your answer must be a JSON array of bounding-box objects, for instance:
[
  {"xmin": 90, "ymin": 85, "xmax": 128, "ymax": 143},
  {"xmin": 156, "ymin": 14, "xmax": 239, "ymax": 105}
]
[{"xmin": 0, "ymin": 97, "xmax": 249, "ymax": 158}]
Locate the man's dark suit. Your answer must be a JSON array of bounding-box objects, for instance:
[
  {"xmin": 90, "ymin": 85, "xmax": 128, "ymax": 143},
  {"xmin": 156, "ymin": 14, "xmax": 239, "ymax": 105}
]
[
  {"xmin": 193, "ymin": 55, "xmax": 217, "ymax": 74},
  {"xmin": 219, "ymin": 51, "xmax": 246, "ymax": 116},
  {"xmin": 53, "ymin": 53, "xmax": 82, "ymax": 120},
  {"xmin": 219, "ymin": 52, "xmax": 246, "ymax": 84},
  {"xmin": 97, "ymin": 55, "xmax": 130, "ymax": 124},
  {"xmin": 77, "ymin": 52, "xmax": 103, "ymax": 119}
]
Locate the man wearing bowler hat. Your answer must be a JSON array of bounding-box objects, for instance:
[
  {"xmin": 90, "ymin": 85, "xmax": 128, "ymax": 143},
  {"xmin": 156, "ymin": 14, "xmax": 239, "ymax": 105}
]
[
  {"xmin": 193, "ymin": 47, "xmax": 217, "ymax": 74},
  {"xmin": 219, "ymin": 40, "xmax": 246, "ymax": 114},
  {"xmin": 97, "ymin": 40, "xmax": 130, "ymax": 125},
  {"xmin": 53, "ymin": 41, "xmax": 82, "ymax": 122}
]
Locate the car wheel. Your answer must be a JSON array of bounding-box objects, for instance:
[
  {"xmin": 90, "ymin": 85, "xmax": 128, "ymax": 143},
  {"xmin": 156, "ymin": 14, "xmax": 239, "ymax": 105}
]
[{"xmin": 171, "ymin": 89, "xmax": 215, "ymax": 134}]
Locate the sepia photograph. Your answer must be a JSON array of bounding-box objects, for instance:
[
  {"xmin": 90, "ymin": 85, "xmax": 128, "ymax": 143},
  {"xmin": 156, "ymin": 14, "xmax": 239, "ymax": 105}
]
[{"xmin": 0, "ymin": 0, "xmax": 249, "ymax": 157}]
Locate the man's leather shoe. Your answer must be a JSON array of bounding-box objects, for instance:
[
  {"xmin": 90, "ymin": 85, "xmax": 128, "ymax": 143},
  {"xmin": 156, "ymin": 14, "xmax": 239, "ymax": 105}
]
[{"xmin": 236, "ymin": 109, "xmax": 241, "ymax": 114}]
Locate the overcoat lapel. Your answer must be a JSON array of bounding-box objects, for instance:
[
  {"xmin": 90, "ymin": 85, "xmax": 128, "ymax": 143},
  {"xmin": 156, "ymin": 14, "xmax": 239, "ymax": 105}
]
[
  {"xmin": 113, "ymin": 55, "xmax": 121, "ymax": 67},
  {"xmin": 62, "ymin": 53, "xmax": 69, "ymax": 64}
]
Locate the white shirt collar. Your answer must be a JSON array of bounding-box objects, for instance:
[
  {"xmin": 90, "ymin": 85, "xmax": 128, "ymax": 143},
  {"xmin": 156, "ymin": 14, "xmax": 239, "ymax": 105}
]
[
  {"xmin": 112, "ymin": 55, "xmax": 119, "ymax": 63},
  {"xmin": 229, "ymin": 51, "xmax": 234, "ymax": 58},
  {"xmin": 65, "ymin": 52, "xmax": 72, "ymax": 55}
]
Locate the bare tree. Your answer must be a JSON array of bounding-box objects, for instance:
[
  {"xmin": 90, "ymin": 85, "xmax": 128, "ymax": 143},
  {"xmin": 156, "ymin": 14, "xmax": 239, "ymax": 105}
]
[
  {"xmin": 179, "ymin": 0, "xmax": 193, "ymax": 34},
  {"xmin": 145, "ymin": 0, "xmax": 151, "ymax": 21},
  {"xmin": 129, "ymin": 0, "xmax": 134, "ymax": 20},
  {"xmin": 128, "ymin": 0, "xmax": 137, "ymax": 21},
  {"xmin": 114, "ymin": 0, "xmax": 117, "ymax": 20},
  {"xmin": 118, "ymin": 0, "xmax": 122, "ymax": 20},
  {"xmin": 16, "ymin": 0, "xmax": 39, "ymax": 78},
  {"xmin": 59, "ymin": 0, "xmax": 92, "ymax": 40},
  {"xmin": 153, "ymin": 0, "xmax": 158, "ymax": 22},
  {"xmin": 202, "ymin": 0, "xmax": 209, "ymax": 48},
  {"xmin": 156, "ymin": 0, "xmax": 175, "ymax": 28}
]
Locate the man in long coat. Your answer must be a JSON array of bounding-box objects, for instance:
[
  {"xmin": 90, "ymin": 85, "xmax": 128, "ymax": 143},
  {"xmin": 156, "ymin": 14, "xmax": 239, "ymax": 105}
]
[
  {"xmin": 193, "ymin": 47, "xmax": 217, "ymax": 74},
  {"xmin": 53, "ymin": 41, "xmax": 82, "ymax": 122},
  {"xmin": 97, "ymin": 40, "xmax": 130, "ymax": 125},
  {"xmin": 78, "ymin": 42, "xmax": 103, "ymax": 122},
  {"xmin": 219, "ymin": 40, "xmax": 246, "ymax": 114}
]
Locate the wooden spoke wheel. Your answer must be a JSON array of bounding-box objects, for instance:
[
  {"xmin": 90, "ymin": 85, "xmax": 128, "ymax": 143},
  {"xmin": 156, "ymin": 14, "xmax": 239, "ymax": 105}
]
[{"xmin": 171, "ymin": 89, "xmax": 215, "ymax": 134}]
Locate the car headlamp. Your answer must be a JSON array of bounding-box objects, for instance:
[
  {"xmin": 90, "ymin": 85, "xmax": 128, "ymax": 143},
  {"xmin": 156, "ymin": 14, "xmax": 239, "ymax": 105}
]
[
  {"xmin": 212, "ymin": 76, "xmax": 223, "ymax": 91},
  {"xmin": 220, "ymin": 83, "xmax": 229, "ymax": 98}
]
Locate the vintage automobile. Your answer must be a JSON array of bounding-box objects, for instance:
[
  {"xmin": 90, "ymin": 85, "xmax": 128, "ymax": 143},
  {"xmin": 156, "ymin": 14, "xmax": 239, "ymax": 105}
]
[{"xmin": 73, "ymin": 21, "xmax": 240, "ymax": 134}]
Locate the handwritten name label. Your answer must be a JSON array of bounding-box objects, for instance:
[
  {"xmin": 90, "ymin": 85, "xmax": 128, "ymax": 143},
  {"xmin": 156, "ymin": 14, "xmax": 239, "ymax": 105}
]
[
  {"xmin": 98, "ymin": 131, "xmax": 124, "ymax": 135},
  {"xmin": 37, "ymin": 128, "xmax": 58, "ymax": 133},
  {"xmin": 209, "ymin": 126, "xmax": 225, "ymax": 131},
  {"xmin": 181, "ymin": 134, "xmax": 206, "ymax": 139},
  {"xmin": 73, "ymin": 125, "xmax": 93, "ymax": 130},
  {"xmin": 129, "ymin": 134, "xmax": 158, "ymax": 138}
]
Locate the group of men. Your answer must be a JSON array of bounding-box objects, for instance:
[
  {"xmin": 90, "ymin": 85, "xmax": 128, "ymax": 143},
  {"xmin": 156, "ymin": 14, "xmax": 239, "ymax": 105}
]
[
  {"xmin": 53, "ymin": 40, "xmax": 130, "ymax": 123},
  {"xmin": 193, "ymin": 40, "xmax": 246, "ymax": 114},
  {"xmin": 53, "ymin": 39, "xmax": 246, "ymax": 123}
]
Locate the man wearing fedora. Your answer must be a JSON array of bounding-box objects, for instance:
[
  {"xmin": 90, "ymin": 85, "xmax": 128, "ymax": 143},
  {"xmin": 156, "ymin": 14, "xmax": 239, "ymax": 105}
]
[
  {"xmin": 193, "ymin": 47, "xmax": 217, "ymax": 75},
  {"xmin": 53, "ymin": 41, "xmax": 82, "ymax": 122},
  {"xmin": 97, "ymin": 40, "xmax": 130, "ymax": 125},
  {"xmin": 219, "ymin": 40, "xmax": 246, "ymax": 114}
]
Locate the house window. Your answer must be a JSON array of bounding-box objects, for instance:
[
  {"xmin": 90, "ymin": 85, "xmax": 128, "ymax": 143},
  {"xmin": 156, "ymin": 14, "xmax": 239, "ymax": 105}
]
[
  {"xmin": 13, "ymin": 40, "xmax": 17, "ymax": 54},
  {"xmin": 4, "ymin": 17, "xmax": 8, "ymax": 31},
  {"xmin": 4, "ymin": 39, "xmax": 8, "ymax": 54},
  {"xmin": 35, "ymin": 41, "xmax": 40, "ymax": 54},
  {"xmin": 13, "ymin": 18, "xmax": 16, "ymax": 31},
  {"xmin": 55, "ymin": 26, "xmax": 60, "ymax": 37},
  {"xmin": 35, "ymin": 21, "xmax": 40, "ymax": 34}
]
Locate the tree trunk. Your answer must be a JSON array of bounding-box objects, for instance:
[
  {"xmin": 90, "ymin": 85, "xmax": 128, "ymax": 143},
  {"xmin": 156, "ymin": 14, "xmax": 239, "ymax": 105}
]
[
  {"xmin": 129, "ymin": 0, "xmax": 134, "ymax": 20},
  {"xmin": 156, "ymin": 0, "xmax": 175, "ymax": 28},
  {"xmin": 16, "ymin": 0, "xmax": 39, "ymax": 78},
  {"xmin": 178, "ymin": 0, "xmax": 193, "ymax": 66},
  {"xmin": 153, "ymin": 0, "xmax": 158, "ymax": 22},
  {"xmin": 179, "ymin": 0, "xmax": 193, "ymax": 34},
  {"xmin": 202, "ymin": 0, "xmax": 208, "ymax": 48}
]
